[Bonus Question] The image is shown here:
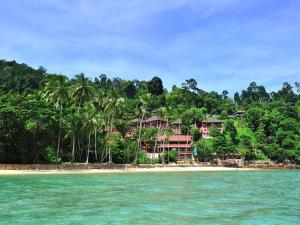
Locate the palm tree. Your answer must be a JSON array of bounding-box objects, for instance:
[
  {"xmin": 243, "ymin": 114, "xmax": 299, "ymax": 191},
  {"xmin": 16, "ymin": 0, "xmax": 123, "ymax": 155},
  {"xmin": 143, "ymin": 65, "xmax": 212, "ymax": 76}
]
[
  {"xmin": 73, "ymin": 73, "xmax": 91, "ymax": 112},
  {"xmin": 165, "ymin": 128, "xmax": 174, "ymax": 164},
  {"xmin": 43, "ymin": 75, "xmax": 69, "ymax": 161},
  {"xmin": 92, "ymin": 93, "xmax": 108, "ymax": 163},
  {"xmin": 161, "ymin": 106, "xmax": 171, "ymax": 164},
  {"xmin": 153, "ymin": 107, "xmax": 166, "ymax": 159},
  {"xmin": 65, "ymin": 109, "xmax": 80, "ymax": 162},
  {"xmin": 72, "ymin": 73, "xmax": 92, "ymax": 162},
  {"xmin": 92, "ymin": 92, "xmax": 105, "ymax": 113},
  {"xmin": 82, "ymin": 104, "xmax": 99, "ymax": 164},
  {"xmin": 104, "ymin": 96, "xmax": 124, "ymax": 163},
  {"xmin": 93, "ymin": 113, "xmax": 105, "ymax": 162},
  {"xmin": 134, "ymin": 93, "xmax": 151, "ymax": 164}
]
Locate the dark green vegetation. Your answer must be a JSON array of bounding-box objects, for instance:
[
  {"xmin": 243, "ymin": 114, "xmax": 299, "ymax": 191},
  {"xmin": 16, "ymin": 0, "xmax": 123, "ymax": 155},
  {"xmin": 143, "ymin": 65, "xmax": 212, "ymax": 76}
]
[{"xmin": 0, "ymin": 60, "xmax": 299, "ymax": 164}]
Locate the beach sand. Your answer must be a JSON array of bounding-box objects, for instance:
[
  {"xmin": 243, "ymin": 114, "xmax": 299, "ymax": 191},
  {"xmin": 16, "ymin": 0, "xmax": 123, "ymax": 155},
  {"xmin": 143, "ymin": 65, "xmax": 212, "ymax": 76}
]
[{"xmin": 0, "ymin": 166, "xmax": 257, "ymax": 175}]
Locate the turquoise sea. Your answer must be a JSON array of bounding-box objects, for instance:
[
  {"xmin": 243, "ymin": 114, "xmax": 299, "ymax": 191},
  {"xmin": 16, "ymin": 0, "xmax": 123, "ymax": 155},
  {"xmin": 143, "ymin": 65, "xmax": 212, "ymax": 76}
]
[{"xmin": 0, "ymin": 170, "xmax": 299, "ymax": 225}]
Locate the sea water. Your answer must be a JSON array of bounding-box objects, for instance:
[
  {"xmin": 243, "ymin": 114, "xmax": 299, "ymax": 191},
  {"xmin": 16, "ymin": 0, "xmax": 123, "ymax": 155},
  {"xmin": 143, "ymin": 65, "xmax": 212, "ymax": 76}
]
[{"xmin": 0, "ymin": 170, "xmax": 299, "ymax": 225}]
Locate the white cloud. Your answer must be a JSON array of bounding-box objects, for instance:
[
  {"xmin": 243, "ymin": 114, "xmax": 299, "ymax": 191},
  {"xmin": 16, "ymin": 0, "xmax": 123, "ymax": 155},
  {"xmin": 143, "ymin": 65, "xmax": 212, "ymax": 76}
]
[{"xmin": 1, "ymin": 0, "xmax": 299, "ymax": 93}]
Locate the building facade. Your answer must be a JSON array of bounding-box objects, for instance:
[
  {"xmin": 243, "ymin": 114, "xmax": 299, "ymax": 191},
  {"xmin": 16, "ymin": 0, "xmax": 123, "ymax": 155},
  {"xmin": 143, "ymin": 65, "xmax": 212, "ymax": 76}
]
[
  {"xmin": 129, "ymin": 115, "xmax": 224, "ymax": 161},
  {"xmin": 129, "ymin": 116, "xmax": 193, "ymax": 160},
  {"xmin": 199, "ymin": 117, "xmax": 223, "ymax": 138}
]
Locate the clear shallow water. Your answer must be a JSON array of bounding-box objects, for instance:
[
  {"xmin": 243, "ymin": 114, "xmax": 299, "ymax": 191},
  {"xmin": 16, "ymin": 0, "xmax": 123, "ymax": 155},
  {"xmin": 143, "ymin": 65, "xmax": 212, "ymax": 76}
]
[{"xmin": 0, "ymin": 171, "xmax": 299, "ymax": 225}]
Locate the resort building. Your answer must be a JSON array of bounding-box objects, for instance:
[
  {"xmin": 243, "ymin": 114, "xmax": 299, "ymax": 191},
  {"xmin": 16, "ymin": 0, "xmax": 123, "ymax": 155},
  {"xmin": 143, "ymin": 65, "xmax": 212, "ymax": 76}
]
[
  {"xmin": 157, "ymin": 119, "xmax": 193, "ymax": 160},
  {"xmin": 228, "ymin": 110, "xmax": 246, "ymax": 119},
  {"xmin": 129, "ymin": 116, "xmax": 193, "ymax": 160},
  {"xmin": 157, "ymin": 133, "xmax": 193, "ymax": 160},
  {"xmin": 142, "ymin": 115, "xmax": 167, "ymax": 130},
  {"xmin": 235, "ymin": 110, "xmax": 245, "ymax": 118},
  {"xmin": 130, "ymin": 115, "xmax": 167, "ymax": 130},
  {"xmin": 199, "ymin": 117, "xmax": 223, "ymax": 138},
  {"xmin": 129, "ymin": 115, "xmax": 225, "ymax": 160}
]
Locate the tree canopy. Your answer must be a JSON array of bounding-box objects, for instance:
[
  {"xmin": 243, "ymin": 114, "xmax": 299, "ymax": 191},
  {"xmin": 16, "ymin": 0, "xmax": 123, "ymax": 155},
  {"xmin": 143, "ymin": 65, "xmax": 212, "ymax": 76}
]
[{"xmin": 0, "ymin": 60, "xmax": 299, "ymax": 164}]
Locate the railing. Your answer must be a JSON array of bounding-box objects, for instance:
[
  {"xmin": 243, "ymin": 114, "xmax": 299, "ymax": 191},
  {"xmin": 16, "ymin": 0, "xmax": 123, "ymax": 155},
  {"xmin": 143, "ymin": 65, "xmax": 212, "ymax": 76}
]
[{"xmin": 179, "ymin": 151, "xmax": 192, "ymax": 155}]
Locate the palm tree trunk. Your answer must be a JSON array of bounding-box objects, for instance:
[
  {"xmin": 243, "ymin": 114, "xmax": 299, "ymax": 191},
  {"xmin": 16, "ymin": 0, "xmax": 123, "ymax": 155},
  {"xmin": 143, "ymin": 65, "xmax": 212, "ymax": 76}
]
[
  {"xmin": 161, "ymin": 118, "xmax": 169, "ymax": 164},
  {"xmin": 100, "ymin": 145, "xmax": 107, "ymax": 163},
  {"xmin": 77, "ymin": 96, "xmax": 82, "ymax": 113},
  {"xmin": 186, "ymin": 131, "xmax": 189, "ymax": 161},
  {"xmin": 153, "ymin": 122, "xmax": 161, "ymax": 162},
  {"xmin": 78, "ymin": 140, "xmax": 82, "ymax": 162},
  {"xmin": 167, "ymin": 139, "xmax": 170, "ymax": 164},
  {"xmin": 72, "ymin": 132, "xmax": 75, "ymax": 162},
  {"xmin": 57, "ymin": 129, "xmax": 61, "ymax": 161},
  {"xmin": 86, "ymin": 132, "xmax": 91, "ymax": 164},
  {"xmin": 203, "ymin": 139, "xmax": 206, "ymax": 162},
  {"xmin": 57, "ymin": 101, "xmax": 63, "ymax": 161},
  {"xmin": 108, "ymin": 148, "xmax": 112, "ymax": 163},
  {"xmin": 94, "ymin": 128, "xmax": 98, "ymax": 162},
  {"xmin": 134, "ymin": 111, "xmax": 145, "ymax": 164},
  {"xmin": 108, "ymin": 114, "xmax": 114, "ymax": 163}
]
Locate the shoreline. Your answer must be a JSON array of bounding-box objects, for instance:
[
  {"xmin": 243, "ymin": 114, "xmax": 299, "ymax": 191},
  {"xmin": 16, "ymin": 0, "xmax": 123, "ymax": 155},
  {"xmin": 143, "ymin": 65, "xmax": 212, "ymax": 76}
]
[
  {"xmin": 0, "ymin": 162, "xmax": 298, "ymax": 175},
  {"xmin": 0, "ymin": 166, "xmax": 257, "ymax": 175}
]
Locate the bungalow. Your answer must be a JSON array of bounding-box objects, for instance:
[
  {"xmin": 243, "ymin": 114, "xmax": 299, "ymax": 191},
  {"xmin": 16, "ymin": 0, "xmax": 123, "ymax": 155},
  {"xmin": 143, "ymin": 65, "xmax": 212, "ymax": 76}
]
[
  {"xmin": 199, "ymin": 117, "xmax": 223, "ymax": 138},
  {"xmin": 129, "ymin": 116, "xmax": 193, "ymax": 160},
  {"xmin": 130, "ymin": 115, "xmax": 167, "ymax": 129},
  {"xmin": 228, "ymin": 110, "xmax": 246, "ymax": 119},
  {"xmin": 235, "ymin": 110, "xmax": 245, "ymax": 118},
  {"xmin": 127, "ymin": 115, "xmax": 167, "ymax": 138},
  {"xmin": 156, "ymin": 119, "xmax": 192, "ymax": 160},
  {"xmin": 157, "ymin": 133, "xmax": 192, "ymax": 160},
  {"xmin": 171, "ymin": 119, "xmax": 182, "ymax": 134},
  {"xmin": 143, "ymin": 115, "xmax": 167, "ymax": 130}
]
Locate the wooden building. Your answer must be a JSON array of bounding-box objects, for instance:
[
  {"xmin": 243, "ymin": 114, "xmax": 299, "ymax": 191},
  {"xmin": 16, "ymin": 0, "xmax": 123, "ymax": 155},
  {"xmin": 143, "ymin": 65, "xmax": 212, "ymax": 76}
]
[
  {"xmin": 199, "ymin": 117, "xmax": 223, "ymax": 138},
  {"xmin": 235, "ymin": 110, "xmax": 245, "ymax": 118},
  {"xmin": 157, "ymin": 133, "xmax": 192, "ymax": 160},
  {"xmin": 129, "ymin": 116, "xmax": 193, "ymax": 160}
]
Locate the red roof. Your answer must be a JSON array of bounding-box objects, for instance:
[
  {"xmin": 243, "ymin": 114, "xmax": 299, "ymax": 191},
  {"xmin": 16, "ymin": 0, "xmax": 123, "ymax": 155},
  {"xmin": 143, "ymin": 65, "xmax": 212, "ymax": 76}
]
[
  {"xmin": 144, "ymin": 116, "xmax": 166, "ymax": 123},
  {"xmin": 157, "ymin": 134, "xmax": 192, "ymax": 142}
]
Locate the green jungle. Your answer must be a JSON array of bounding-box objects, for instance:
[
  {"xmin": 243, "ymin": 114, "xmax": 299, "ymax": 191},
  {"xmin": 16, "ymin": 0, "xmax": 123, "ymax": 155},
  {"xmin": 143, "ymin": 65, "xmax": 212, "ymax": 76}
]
[{"xmin": 0, "ymin": 60, "xmax": 299, "ymax": 164}]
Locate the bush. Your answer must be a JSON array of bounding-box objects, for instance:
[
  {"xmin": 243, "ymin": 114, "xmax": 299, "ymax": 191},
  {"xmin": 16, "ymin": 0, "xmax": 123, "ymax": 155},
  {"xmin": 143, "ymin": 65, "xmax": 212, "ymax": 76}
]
[
  {"xmin": 167, "ymin": 150, "xmax": 178, "ymax": 163},
  {"xmin": 44, "ymin": 146, "xmax": 57, "ymax": 163}
]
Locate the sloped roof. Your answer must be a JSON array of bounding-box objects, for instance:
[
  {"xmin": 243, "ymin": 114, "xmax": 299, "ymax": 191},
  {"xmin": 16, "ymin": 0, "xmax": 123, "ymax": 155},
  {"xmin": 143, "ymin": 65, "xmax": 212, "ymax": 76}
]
[
  {"xmin": 236, "ymin": 110, "xmax": 245, "ymax": 113},
  {"xmin": 131, "ymin": 118, "xmax": 140, "ymax": 123},
  {"xmin": 157, "ymin": 134, "xmax": 192, "ymax": 142},
  {"xmin": 203, "ymin": 117, "xmax": 223, "ymax": 123},
  {"xmin": 143, "ymin": 115, "xmax": 166, "ymax": 123},
  {"xmin": 171, "ymin": 119, "xmax": 182, "ymax": 125}
]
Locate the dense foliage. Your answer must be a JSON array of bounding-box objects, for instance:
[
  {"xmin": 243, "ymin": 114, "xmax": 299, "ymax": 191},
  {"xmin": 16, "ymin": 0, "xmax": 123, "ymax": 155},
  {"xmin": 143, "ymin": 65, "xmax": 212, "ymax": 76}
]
[{"xmin": 0, "ymin": 60, "xmax": 299, "ymax": 164}]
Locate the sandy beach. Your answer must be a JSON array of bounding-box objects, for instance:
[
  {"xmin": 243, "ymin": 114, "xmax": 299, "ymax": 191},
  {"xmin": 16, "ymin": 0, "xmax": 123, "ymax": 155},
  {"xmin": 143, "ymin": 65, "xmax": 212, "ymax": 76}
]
[{"xmin": 0, "ymin": 166, "xmax": 257, "ymax": 175}]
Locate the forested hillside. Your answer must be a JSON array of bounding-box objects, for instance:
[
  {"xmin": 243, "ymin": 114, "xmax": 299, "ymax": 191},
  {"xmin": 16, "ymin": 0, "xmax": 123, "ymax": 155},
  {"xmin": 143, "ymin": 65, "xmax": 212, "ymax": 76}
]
[{"xmin": 0, "ymin": 60, "xmax": 299, "ymax": 164}]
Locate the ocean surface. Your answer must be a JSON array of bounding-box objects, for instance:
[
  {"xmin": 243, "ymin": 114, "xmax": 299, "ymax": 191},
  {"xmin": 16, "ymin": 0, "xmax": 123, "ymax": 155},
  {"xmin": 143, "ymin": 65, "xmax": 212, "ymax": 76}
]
[{"xmin": 0, "ymin": 170, "xmax": 299, "ymax": 225}]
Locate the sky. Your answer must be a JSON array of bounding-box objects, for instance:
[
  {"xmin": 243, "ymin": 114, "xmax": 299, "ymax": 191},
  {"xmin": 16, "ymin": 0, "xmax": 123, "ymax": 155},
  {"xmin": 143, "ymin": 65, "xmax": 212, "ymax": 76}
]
[{"xmin": 0, "ymin": 0, "xmax": 300, "ymax": 94}]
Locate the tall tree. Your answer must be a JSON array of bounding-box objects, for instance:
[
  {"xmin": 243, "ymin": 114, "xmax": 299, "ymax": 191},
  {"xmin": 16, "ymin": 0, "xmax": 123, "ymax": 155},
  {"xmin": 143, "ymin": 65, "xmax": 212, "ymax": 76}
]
[
  {"xmin": 43, "ymin": 75, "xmax": 69, "ymax": 161},
  {"xmin": 160, "ymin": 107, "xmax": 171, "ymax": 164},
  {"xmin": 222, "ymin": 90, "xmax": 229, "ymax": 100},
  {"xmin": 295, "ymin": 82, "xmax": 300, "ymax": 94},
  {"xmin": 181, "ymin": 78, "xmax": 199, "ymax": 92},
  {"xmin": 153, "ymin": 107, "xmax": 167, "ymax": 157},
  {"xmin": 82, "ymin": 104, "xmax": 105, "ymax": 163},
  {"xmin": 73, "ymin": 73, "xmax": 91, "ymax": 112},
  {"xmin": 134, "ymin": 93, "xmax": 151, "ymax": 163},
  {"xmin": 234, "ymin": 92, "xmax": 241, "ymax": 105},
  {"xmin": 105, "ymin": 96, "xmax": 124, "ymax": 163},
  {"xmin": 147, "ymin": 76, "xmax": 164, "ymax": 95}
]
